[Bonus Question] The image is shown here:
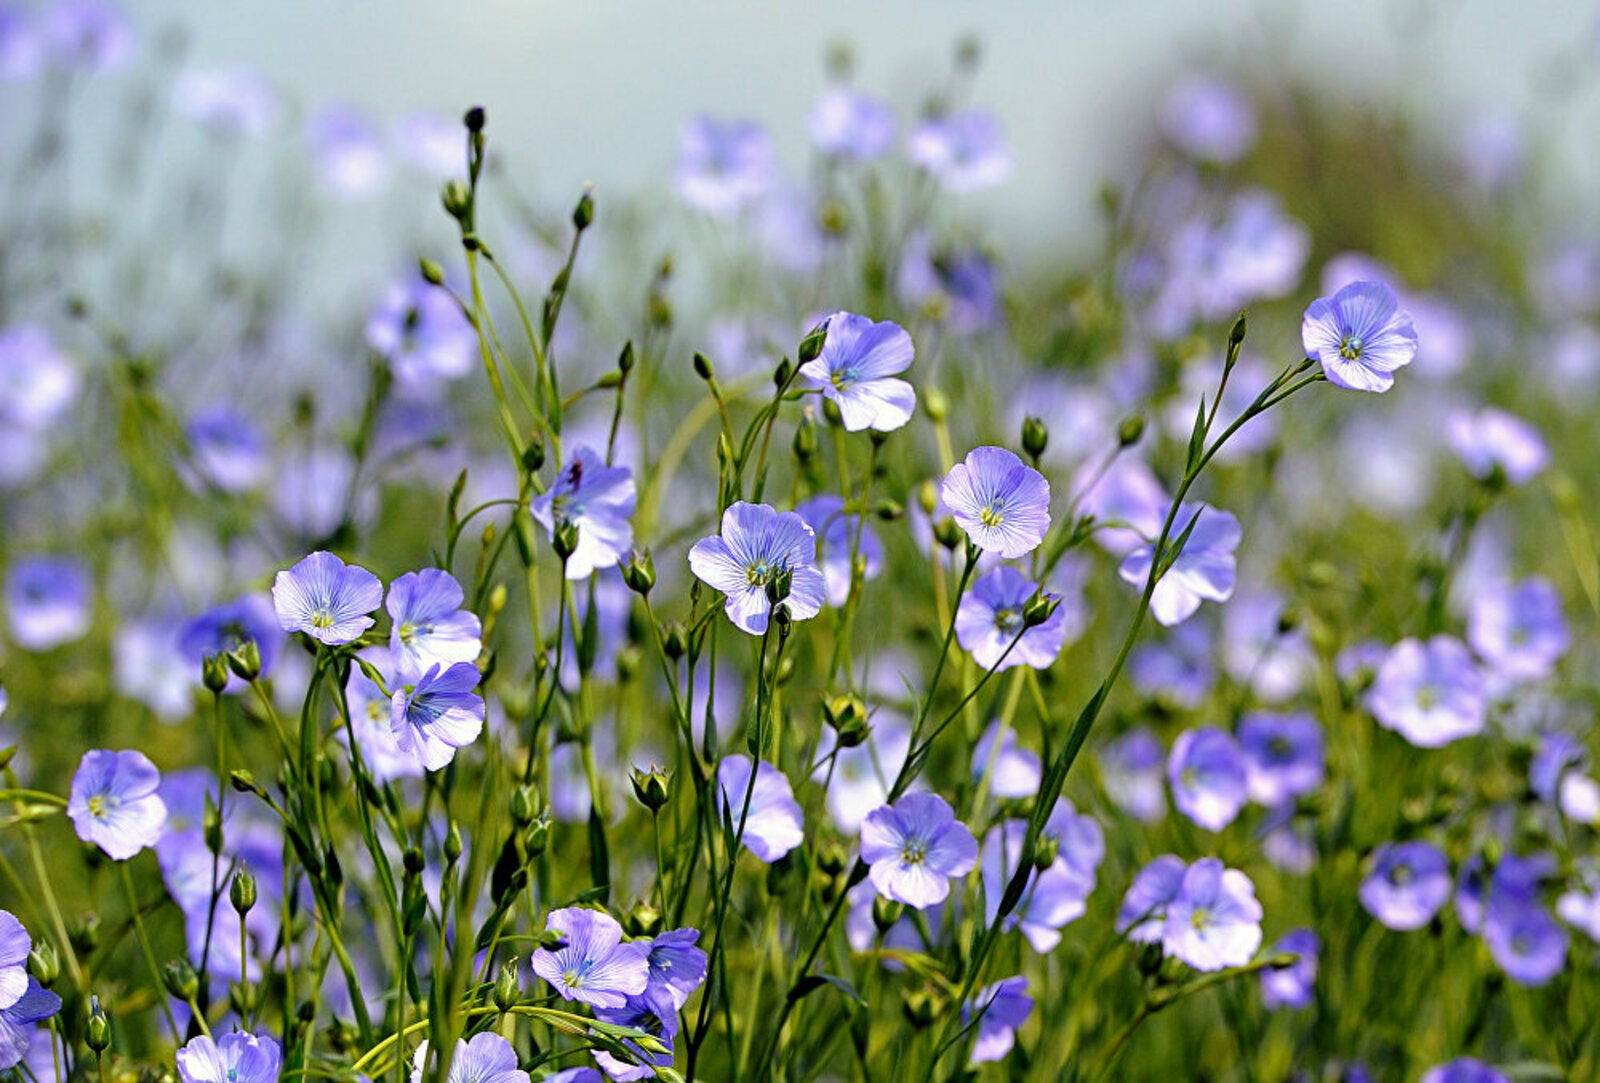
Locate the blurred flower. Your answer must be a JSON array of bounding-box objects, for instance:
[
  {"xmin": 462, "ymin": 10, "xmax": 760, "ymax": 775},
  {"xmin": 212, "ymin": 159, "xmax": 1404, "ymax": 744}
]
[
  {"xmin": 861, "ymin": 792, "xmax": 977, "ymax": 909},
  {"xmin": 1221, "ymin": 588, "xmax": 1311, "ymax": 703},
  {"xmin": 1259, "ymin": 928, "xmax": 1319, "ymax": 1010},
  {"xmin": 1119, "ymin": 503, "xmax": 1240, "ymax": 627},
  {"xmin": 394, "ymin": 109, "xmax": 463, "ymax": 179},
  {"xmin": 896, "ymin": 231, "xmax": 1003, "ymax": 334},
  {"xmin": 818, "ymin": 709, "xmax": 910, "ymax": 834},
  {"xmin": 970, "ymin": 720, "xmax": 1040, "ymax": 800},
  {"xmin": 1368, "ymin": 636, "xmax": 1486, "ymax": 748},
  {"xmin": 172, "ymin": 67, "xmax": 280, "ymax": 137},
  {"xmin": 68, "ymin": 749, "xmax": 167, "ymax": 860},
  {"xmin": 980, "ymin": 810, "xmax": 1100, "ymax": 952},
  {"xmin": 955, "ymin": 566, "xmax": 1066, "ymax": 671},
  {"xmin": 1467, "ymin": 577, "xmax": 1567, "ymax": 684},
  {"xmin": 800, "ymin": 311, "xmax": 916, "ymax": 432},
  {"xmin": 1420, "ymin": 1059, "xmax": 1510, "ymax": 1083},
  {"xmin": 1484, "ymin": 899, "xmax": 1567, "ymax": 986},
  {"xmin": 0, "ymin": 325, "xmax": 79, "ymax": 430},
  {"xmin": 41, "ymin": 0, "xmax": 133, "ymax": 72},
  {"xmin": 941, "ymin": 446, "xmax": 1050, "ymax": 559},
  {"xmin": 530, "ymin": 908, "xmax": 650, "ymax": 1010},
  {"xmin": 1301, "ymin": 281, "xmax": 1418, "ymax": 393},
  {"xmin": 809, "ymin": 85, "xmax": 895, "ymax": 159},
  {"xmin": 717, "ymin": 755, "xmax": 804, "ymax": 862},
  {"xmin": 0, "ymin": 6, "xmax": 40, "ymax": 80},
  {"xmin": 1163, "ymin": 858, "xmax": 1263, "ymax": 971},
  {"xmin": 364, "ymin": 279, "xmax": 478, "ymax": 388},
  {"xmin": 795, "ymin": 494, "xmax": 885, "ymax": 608},
  {"xmin": 1238, "ymin": 712, "xmax": 1324, "ymax": 807},
  {"xmin": 1160, "ymin": 73, "xmax": 1257, "ymax": 164},
  {"xmin": 0, "ymin": 912, "xmax": 26, "ymax": 1010},
  {"xmin": 1077, "ymin": 455, "xmax": 1168, "ymax": 557},
  {"xmin": 178, "ymin": 594, "xmax": 282, "ymax": 688},
  {"xmin": 1116, "ymin": 854, "xmax": 1188, "ymax": 943},
  {"xmin": 177, "ymin": 1032, "xmax": 282, "ymax": 1083},
  {"xmin": 0, "ymin": 978, "xmax": 60, "ymax": 1071},
  {"xmin": 907, "ymin": 109, "xmax": 1011, "ymax": 192},
  {"xmin": 1360, "ymin": 841, "xmax": 1450, "ymax": 930},
  {"xmin": 1102, "ymin": 726, "xmax": 1168, "ymax": 822},
  {"xmin": 674, "ymin": 116, "xmax": 776, "ymax": 217},
  {"xmin": 1168, "ymin": 726, "xmax": 1248, "ymax": 832},
  {"xmin": 307, "ymin": 103, "xmax": 389, "ymax": 198},
  {"xmin": 964, "ymin": 977, "xmax": 1032, "ymax": 1064},
  {"xmin": 531, "ymin": 445, "xmax": 637, "ymax": 580},
  {"xmin": 688, "ymin": 502, "xmax": 825, "ymax": 636},
  {"xmin": 387, "ymin": 569, "xmax": 481, "ymax": 674},
  {"xmin": 272, "ymin": 550, "xmax": 383, "ymax": 646},
  {"xmin": 1446, "ymin": 406, "xmax": 1549, "ymax": 485},
  {"xmin": 1458, "ymin": 109, "xmax": 1524, "ymax": 192},
  {"xmin": 6, "ymin": 554, "xmax": 91, "ymax": 650},
  {"xmin": 391, "ymin": 661, "xmax": 484, "ymax": 771},
  {"xmin": 185, "ymin": 405, "xmax": 270, "ymax": 494},
  {"xmin": 113, "ymin": 613, "xmax": 194, "ymax": 721}
]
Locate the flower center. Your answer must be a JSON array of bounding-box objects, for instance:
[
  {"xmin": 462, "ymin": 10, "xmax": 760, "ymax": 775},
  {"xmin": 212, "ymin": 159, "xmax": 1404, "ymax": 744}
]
[
  {"xmin": 830, "ymin": 367, "xmax": 858, "ymax": 392},
  {"xmin": 746, "ymin": 561, "xmax": 775, "ymax": 586},
  {"xmin": 1390, "ymin": 864, "xmax": 1413, "ymax": 886},
  {"xmin": 87, "ymin": 794, "xmax": 117, "ymax": 819},
  {"xmin": 1416, "ymin": 684, "xmax": 1439, "ymax": 710},
  {"xmin": 901, "ymin": 838, "xmax": 928, "ymax": 865},
  {"xmin": 1190, "ymin": 906, "xmax": 1212, "ymax": 931},
  {"xmin": 310, "ymin": 606, "xmax": 335, "ymax": 629},
  {"xmin": 993, "ymin": 606, "xmax": 1022, "ymax": 636},
  {"xmin": 978, "ymin": 501, "xmax": 1005, "ymax": 528},
  {"xmin": 1339, "ymin": 334, "xmax": 1364, "ymax": 361}
]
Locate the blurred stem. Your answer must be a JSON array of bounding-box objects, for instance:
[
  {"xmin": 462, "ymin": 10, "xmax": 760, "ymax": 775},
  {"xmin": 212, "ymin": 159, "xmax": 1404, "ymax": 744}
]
[{"xmin": 118, "ymin": 864, "xmax": 181, "ymax": 1041}]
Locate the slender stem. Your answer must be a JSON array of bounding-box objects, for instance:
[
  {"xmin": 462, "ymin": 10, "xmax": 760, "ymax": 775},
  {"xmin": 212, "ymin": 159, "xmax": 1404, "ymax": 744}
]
[{"xmin": 119, "ymin": 864, "xmax": 182, "ymax": 1041}]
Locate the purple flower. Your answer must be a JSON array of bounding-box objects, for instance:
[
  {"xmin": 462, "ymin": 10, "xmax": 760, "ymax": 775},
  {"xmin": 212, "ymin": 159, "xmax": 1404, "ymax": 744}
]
[
  {"xmin": 340, "ymin": 650, "xmax": 424, "ymax": 783},
  {"xmin": 0, "ymin": 979, "xmax": 60, "ymax": 1071},
  {"xmin": 0, "ymin": 7, "xmax": 40, "ymax": 81},
  {"xmin": 531, "ymin": 445, "xmax": 637, "ymax": 580},
  {"xmin": 1484, "ymin": 900, "xmax": 1567, "ymax": 986},
  {"xmin": 67, "ymin": 749, "xmax": 167, "ymax": 859},
  {"xmin": 1260, "ymin": 928, "xmax": 1319, "ymax": 1010},
  {"xmin": 592, "ymin": 993, "xmax": 677, "ymax": 1081},
  {"xmin": 387, "ymin": 569, "xmax": 482, "ymax": 674},
  {"xmin": 1368, "ymin": 636, "xmax": 1486, "ymax": 748},
  {"xmin": 0, "ymin": 324, "xmax": 78, "ymax": 430},
  {"xmin": 1160, "ymin": 73, "xmax": 1257, "ymax": 164},
  {"xmin": 178, "ymin": 594, "xmax": 283, "ymax": 688},
  {"xmin": 176, "ymin": 1032, "xmax": 282, "ymax": 1083},
  {"xmin": 941, "ymin": 447, "xmax": 1050, "ymax": 560},
  {"xmin": 1421, "ymin": 1059, "xmax": 1510, "ymax": 1083},
  {"xmin": 364, "ymin": 279, "xmax": 477, "ymax": 387},
  {"xmin": 272, "ymin": 551, "xmax": 384, "ymax": 646},
  {"xmin": 307, "ymin": 103, "xmax": 389, "ymax": 198},
  {"xmin": 860, "ymin": 792, "xmax": 978, "ymax": 909},
  {"xmin": 409, "ymin": 1034, "xmax": 526, "ymax": 1083},
  {"xmin": 644, "ymin": 928, "xmax": 707, "ymax": 1011},
  {"xmin": 1130, "ymin": 622, "xmax": 1214, "ymax": 710},
  {"xmin": 1163, "ymin": 858, "xmax": 1263, "ymax": 971},
  {"xmin": 1468, "ymin": 577, "xmax": 1567, "ymax": 683},
  {"xmin": 688, "ymin": 502, "xmax": 827, "ymax": 636},
  {"xmin": 1238, "ymin": 712, "xmax": 1324, "ymax": 807},
  {"xmin": 1359, "ymin": 841, "xmax": 1451, "ymax": 930},
  {"xmin": 0, "ymin": 912, "xmax": 27, "ymax": 1010},
  {"xmin": 1168, "ymin": 727, "xmax": 1248, "ymax": 832},
  {"xmin": 1301, "ymin": 280, "xmax": 1418, "ymax": 393},
  {"xmin": 971, "ymin": 720, "xmax": 1041, "ymax": 800},
  {"xmin": 964, "ymin": 977, "xmax": 1033, "ymax": 1064},
  {"xmin": 1116, "ymin": 854, "xmax": 1189, "ymax": 942},
  {"xmin": 907, "ymin": 110, "xmax": 1011, "ymax": 192},
  {"xmin": 1103, "ymin": 727, "xmax": 1168, "ymax": 823},
  {"xmin": 391, "ymin": 662, "xmax": 484, "ymax": 771},
  {"xmin": 394, "ymin": 109, "xmax": 464, "ymax": 180},
  {"xmin": 896, "ymin": 232, "xmax": 1001, "ymax": 334},
  {"xmin": 1118, "ymin": 503, "xmax": 1240, "ymax": 627},
  {"xmin": 530, "ymin": 907, "xmax": 650, "ymax": 1010},
  {"xmin": 801, "ymin": 312, "xmax": 916, "ymax": 432},
  {"xmin": 955, "ymin": 567, "xmax": 1066, "ymax": 671},
  {"xmin": 674, "ymin": 116, "xmax": 776, "ymax": 217},
  {"xmin": 186, "ymin": 405, "xmax": 269, "ymax": 494},
  {"xmin": 172, "ymin": 66, "xmax": 280, "ymax": 137},
  {"xmin": 6, "ymin": 554, "xmax": 91, "ymax": 650},
  {"xmin": 1077, "ymin": 455, "xmax": 1168, "ymax": 556},
  {"xmin": 809, "ymin": 86, "xmax": 895, "ymax": 160},
  {"xmin": 795, "ymin": 494, "xmax": 885, "ymax": 607},
  {"xmin": 980, "ymin": 816, "xmax": 1098, "ymax": 952},
  {"xmin": 41, "ymin": 0, "xmax": 133, "ymax": 72},
  {"xmin": 717, "ymin": 755, "xmax": 804, "ymax": 862},
  {"xmin": 1447, "ymin": 406, "xmax": 1549, "ymax": 484}
]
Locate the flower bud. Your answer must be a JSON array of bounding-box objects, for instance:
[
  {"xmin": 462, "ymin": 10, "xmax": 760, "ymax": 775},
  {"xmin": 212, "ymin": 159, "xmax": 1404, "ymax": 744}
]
[
  {"xmin": 816, "ymin": 840, "xmax": 849, "ymax": 876},
  {"xmin": 203, "ymin": 795, "xmax": 223, "ymax": 855},
  {"xmin": 419, "ymin": 257, "xmax": 446, "ymax": 287},
  {"xmin": 162, "ymin": 957, "xmax": 199, "ymax": 1002},
  {"xmin": 661, "ymin": 620, "xmax": 688, "ymax": 661},
  {"xmin": 524, "ymin": 813, "xmax": 550, "ymax": 858},
  {"xmin": 537, "ymin": 926, "xmax": 569, "ymax": 952},
  {"xmin": 1022, "ymin": 590, "xmax": 1061, "ymax": 629},
  {"xmin": 463, "ymin": 105, "xmax": 486, "ymax": 133},
  {"xmin": 552, "ymin": 519, "xmax": 580, "ymax": 562},
  {"xmin": 923, "ymin": 387, "xmax": 949, "ymax": 423},
  {"xmin": 441, "ymin": 180, "xmax": 472, "ymax": 222},
  {"xmin": 1118, "ymin": 414, "xmax": 1146, "ymax": 448},
  {"xmin": 1021, "ymin": 415, "xmax": 1049, "ymax": 460},
  {"xmin": 793, "ymin": 412, "xmax": 818, "ymax": 462},
  {"xmin": 444, "ymin": 821, "xmax": 464, "ymax": 864},
  {"xmin": 511, "ymin": 786, "xmax": 537, "ymax": 827},
  {"xmin": 772, "ymin": 357, "xmax": 793, "ymax": 388},
  {"xmin": 28, "ymin": 941, "xmax": 58, "ymax": 987},
  {"xmin": 873, "ymin": 498, "xmax": 904, "ymax": 521},
  {"xmin": 634, "ymin": 1035, "xmax": 673, "ymax": 1057},
  {"xmin": 772, "ymin": 604, "xmax": 793, "ymax": 636},
  {"xmin": 1227, "ymin": 310, "xmax": 1249, "ymax": 353},
  {"xmin": 693, "ymin": 352, "xmax": 715, "ymax": 382},
  {"xmin": 1033, "ymin": 833, "xmax": 1060, "ymax": 871},
  {"xmin": 932, "ymin": 517, "xmax": 963, "ymax": 551},
  {"xmin": 901, "ymin": 988, "xmax": 938, "ymax": 1029},
  {"xmin": 231, "ymin": 867, "xmax": 257, "ymax": 916},
  {"xmin": 624, "ymin": 899, "xmax": 663, "ymax": 938},
  {"xmin": 86, "ymin": 997, "xmax": 110, "ymax": 1053},
  {"xmin": 623, "ymin": 548, "xmax": 656, "ymax": 596},
  {"xmin": 225, "ymin": 639, "xmax": 261, "ymax": 682},
  {"xmin": 630, "ymin": 764, "xmax": 672, "ymax": 812},
  {"xmin": 229, "ymin": 769, "xmax": 261, "ymax": 796},
  {"xmin": 871, "ymin": 896, "xmax": 903, "ymax": 933},
  {"xmin": 201, "ymin": 652, "xmax": 230, "ymax": 694},
  {"xmin": 798, "ymin": 323, "xmax": 828, "ymax": 365},
  {"xmin": 765, "ymin": 567, "xmax": 793, "ymax": 607},
  {"xmin": 572, "ymin": 188, "xmax": 594, "ymax": 231},
  {"xmin": 493, "ymin": 958, "xmax": 521, "ymax": 1011},
  {"xmin": 403, "ymin": 847, "xmax": 426, "ymax": 877},
  {"xmin": 72, "ymin": 913, "xmax": 101, "ymax": 955},
  {"xmin": 916, "ymin": 480, "xmax": 939, "ymax": 516}
]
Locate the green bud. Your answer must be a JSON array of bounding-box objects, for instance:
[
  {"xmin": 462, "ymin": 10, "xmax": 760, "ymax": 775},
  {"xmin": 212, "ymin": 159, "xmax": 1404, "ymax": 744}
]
[
  {"xmin": 72, "ymin": 913, "xmax": 101, "ymax": 955},
  {"xmin": 1227, "ymin": 310, "xmax": 1248, "ymax": 353},
  {"xmin": 661, "ymin": 620, "xmax": 688, "ymax": 661},
  {"xmin": 225, "ymin": 639, "xmax": 261, "ymax": 682},
  {"xmin": 552, "ymin": 519, "xmax": 581, "ymax": 562},
  {"xmin": 537, "ymin": 925, "xmax": 569, "ymax": 952},
  {"xmin": 932, "ymin": 517, "xmax": 962, "ymax": 551},
  {"xmin": 403, "ymin": 847, "xmax": 426, "ymax": 877},
  {"xmin": 772, "ymin": 604, "xmax": 793, "ymax": 636},
  {"xmin": 523, "ymin": 813, "xmax": 550, "ymax": 858},
  {"xmin": 86, "ymin": 997, "xmax": 110, "ymax": 1053},
  {"xmin": 633, "ymin": 1035, "xmax": 673, "ymax": 1058},
  {"xmin": 1117, "ymin": 414, "xmax": 1146, "ymax": 448},
  {"xmin": 230, "ymin": 769, "xmax": 261, "ymax": 796},
  {"xmin": 821, "ymin": 396, "xmax": 844, "ymax": 428},
  {"xmin": 441, "ymin": 180, "xmax": 472, "ymax": 222},
  {"xmin": 521, "ymin": 436, "xmax": 546, "ymax": 474},
  {"xmin": 1021, "ymin": 415, "xmax": 1049, "ymax": 460},
  {"xmin": 203, "ymin": 795, "xmax": 223, "ymax": 855},
  {"xmin": 1033, "ymin": 833, "xmax": 1060, "ymax": 871},
  {"xmin": 511, "ymin": 786, "xmax": 537, "ymax": 827},
  {"xmin": 28, "ymin": 941, "xmax": 58, "ymax": 987},
  {"xmin": 230, "ymin": 867, "xmax": 257, "ymax": 916},
  {"xmin": 923, "ymin": 387, "xmax": 949, "ymax": 423},
  {"xmin": 201, "ymin": 652, "xmax": 230, "ymax": 694},
  {"xmin": 773, "ymin": 357, "xmax": 793, "ymax": 388},
  {"xmin": 228, "ymin": 980, "xmax": 257, "ymax": 1019},
  {"xmin": 916, "ymin": 480, "xmax": 939, "ymax": 516},
  {"xmin": 901, "ymin": 988, "xmax": 938, "ymax": 1029},
  {"xmin": 1022, "ymin": 590, "xmax": 1061, "ymax": 629},
  {"xmin": 798, "ymin": 324, "xmax": 828, "ymax": 365},
  {"xmin": 444, "ymin": 820, "xmax": 464, "ymax": 864},
  {"xmin": 873, "ymin": 498, "xmax": 904, "ymax": 521},
  {"xmin": 622, "ymin": 548, "xmax": 656, "ymax": 596},
  {"xmin": 419, "ymin": 257, "xmax": 446, "ymax": 287},
  {"xmin": 871, "ymin": 895, "xmax": 903, "ymax": 933},
  {"xmin": 572, "ymin": 187, "xmax": 595, "ymax": 231},
  {"xmin": 161, "ymin": 957, "xmax": 199, "ymax": 1002},
  {"xmin": 693, "ymin": 352, "xmax": 715, "ymax": 382},
  {"xmin": 624, "ymin": 899, "xmax": 664, "ymax": 938},
  {"xmin": 793, "ymin": 411, "xmax": 818, "ymax": 462},
  {"xmin": 630, "ymin": 764, "xmax": 672, "ymax": 812},
  {"xmin": 493, "ymin": 957, "xmax": 521, "ymax": 1011},
  {"xmin": 764, "ymin": 566, "xmax": 793, "ymax": 606}
]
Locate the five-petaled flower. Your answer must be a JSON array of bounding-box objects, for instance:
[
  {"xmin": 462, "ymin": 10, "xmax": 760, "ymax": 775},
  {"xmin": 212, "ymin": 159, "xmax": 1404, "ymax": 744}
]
[
  {"xmin": 272, "ymin": 551, "xmax": 383, "ymax": 646},
  {"xmin": 940, "ymin": 447, "xmax": 1051, "ymax": 560},
  {"xmin": 530, "ymin": 907, "xmax": 650, "ymax": 1010},
  {"xmin": 800, "ymin": 312, "xmax": 917, "ymax": 432},
  {"xmin": 688, "ymin": 501, "xmax": 827, "ymax": 636},
  {"xmin": 860, "ymin": 792, "xmax": 978, "ymax": 909},
  {"xmin": 67, "ymin": 749, "xmax": 168, "ymax": 860},
  {"xmin": 1301, "ymin": 280, "xmax": 1418, "ymax": 393}
]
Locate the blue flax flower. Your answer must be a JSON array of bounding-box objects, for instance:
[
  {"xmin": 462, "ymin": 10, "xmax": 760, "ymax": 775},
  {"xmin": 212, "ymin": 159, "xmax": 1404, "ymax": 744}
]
[
  {"xmin": 0, "ymin": 911, "xmax": 27, "ymax": 1010},
  {"xmin": 408, "ymin": 1034, "xmax": 526, "ymax": 1083},
  {"xmin": 1162, "ymin": 858, "xmax": 1263, "ymax": 971},
  {"xmin": 179, "ymin": 594, "xmax": 283, "ymax": 687},
  {"xmin": 593, "ymin": 992, "xmax": 678, "ymax": 1081},
  {"xmin": 530, "ymin": 445, "xmax": 636, "ymax": 580},
  {"xmin": 955, "ymin": 567, "xmax": 1066, "ymax": 672},
  {"xmin": 808, "ymin": 86, "xmax": 895, "ymax": 160},
  {"xmin": 1468, "ymin": 577, "xmax": 1567, "ymax": 684},
  {"xmin": 860, "ymin": 792, "xmax": 978, "ymax": 909},
  {"xmin": 6, "ymin": 554, "xmax": 91, "ymax": 651},
  {"xmin": 272, "ymin": 551, "xmax": 383, "ymax": 646},
  {"xmin": 1360, "ymin": 841, "xmax": 1451, "ymax": 930},
  {"xmin": 940, "ymin": 447, "xmax": 1050, "ymax": 560},
  {"xmin": 795, "ymin": 494, "xmax": 885, "ymax": 607},
  {"xmin": 907, "ymin": 110, "xmax": 1011, "ymax": 192},
  {"xmin": 387, "ymin": 569, "xmax": 482, "ymax": 673},
  {"xmin": 0, "ymin": 978, "xmax": 60, "ymax": 1071},
  {"xmin": 1260, "ymin": 928, "xmax": 1319, "ymax": 1010},
  {"xmin": 674, "ymin": 116, "xmax": 776, "ymax": 217},
  {"xmin": 1368, "ymin": 636, "xmax": 1485, "ymax": 748},
  {"xmin": 1301, "ymin": 280, "xmax": 1418, "ymax": 392},
  {"xmin": 964, "ymin": 977, "xmax": 1033, "ymax": 1064},
  {"xmin": 391, "ymin": 662, "xmax": 484, "ymax": 771},
  {"xmin": 68, "ymin": 749, "xmax": 167, "ymax": 860},
  {"xmin": 1116, "ymin": 854, "xmax": 1189, "ymax": 943},
  {"xmin": 1484, "ymin": 899, "xmax": 1566, "ymax": 987},
  {"xmin": 530, "ymin": 907, "xmax": 650, "ymax": 1010},
  {"xmin": 176, "ymin": 1032, "xmax": 282, "ymax": 1083},
  {"xmin": 1447, "ymin": 406, "xmax": 1548, "ymax": 485},
  {"xmin": 644, "ymin": 928, "xmax": 708, "ymax": 1011},
  {"xmin": 1237, "ymin": 712, "xmax": 1325, "ymax": 807},
  {"xmin": 1421, "ymin": 1059, "xmax": 1510, "ymax": 1083},
  {"xmin": 800, "ymin": 312, "xmax": 916, "ymax": 432},
  {"xmin": 688, "ymin": 502, "xmax": 827, "ymax": 636},
  {"xmin": 1168, "ymin": 726, "xmax": 1248, "ymax": 832},
  {"xmin": 1118, "ymin": 503, "xmax": 1240, "ymax": 626},
  {"xmin": 717, "ymin": 755, "xmax": 805, "ymax": 862}
]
